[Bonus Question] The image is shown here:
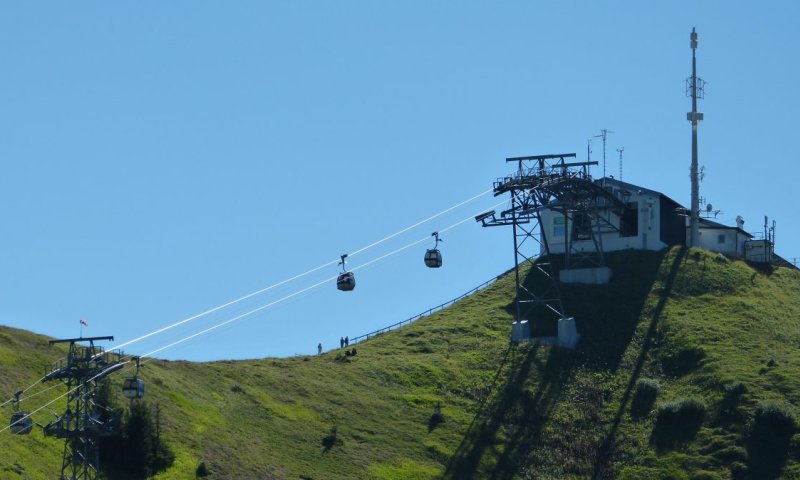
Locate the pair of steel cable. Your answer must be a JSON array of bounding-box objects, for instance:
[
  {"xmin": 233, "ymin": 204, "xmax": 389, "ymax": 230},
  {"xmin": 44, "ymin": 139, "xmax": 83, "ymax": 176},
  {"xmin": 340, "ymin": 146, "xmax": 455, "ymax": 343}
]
[{"xmin": 1, "ymin": 189, "xmax": 506, "ymax": 427}]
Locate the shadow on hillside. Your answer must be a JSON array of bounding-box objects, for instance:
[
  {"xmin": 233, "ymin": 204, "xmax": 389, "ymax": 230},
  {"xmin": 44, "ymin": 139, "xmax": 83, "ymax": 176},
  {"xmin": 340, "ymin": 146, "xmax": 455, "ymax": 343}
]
[
  {"xmin": 443, "ymin": 344, "xmax": 575, "ymax": 479},
  {"xmin": 445, "ymin": 249, "xmax": 679, "ymax": 479},
  {"xmin": 591, "ymin": 247, "xmax": 688, "ymax": 479},
  {"xmin": 505, "ymin": 250, "xmax": 666, "ymax": 372}
]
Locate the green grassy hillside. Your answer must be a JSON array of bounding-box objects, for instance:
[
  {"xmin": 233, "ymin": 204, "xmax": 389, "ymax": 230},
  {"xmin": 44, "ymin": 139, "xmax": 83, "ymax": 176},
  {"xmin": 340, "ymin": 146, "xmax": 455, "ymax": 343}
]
[{"xmin": 2, "ymin": 247, "xmax": 800, "ymax": 479}]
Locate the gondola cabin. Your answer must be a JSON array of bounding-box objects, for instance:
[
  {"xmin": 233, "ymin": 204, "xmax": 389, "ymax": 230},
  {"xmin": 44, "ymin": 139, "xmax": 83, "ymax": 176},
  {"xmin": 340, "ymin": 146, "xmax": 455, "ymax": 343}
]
[
  {"xmin": 337, "ymin": 272, "xmax": 356, "ymax": 291},
  {"xmin": 122, "ymin": 377, "xmax": 145, "ymax": 399},
  {"xmin": 9, "ymin": 412, "xmax": 32, "ymax": 435},
  {"xmin": 424, "ymin": 249, "xmax": 442, "ymax": 268}
]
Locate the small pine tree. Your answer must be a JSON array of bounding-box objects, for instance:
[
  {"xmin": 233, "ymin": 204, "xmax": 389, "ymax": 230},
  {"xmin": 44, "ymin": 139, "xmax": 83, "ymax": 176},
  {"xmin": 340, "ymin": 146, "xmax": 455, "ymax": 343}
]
[
  {"xmin": 100, "ymin": 400, "xmax": 174, "ymax": 476},
  {"xmin": 122, "ymin": 401, "xmax": 174, "ymax": 476}
]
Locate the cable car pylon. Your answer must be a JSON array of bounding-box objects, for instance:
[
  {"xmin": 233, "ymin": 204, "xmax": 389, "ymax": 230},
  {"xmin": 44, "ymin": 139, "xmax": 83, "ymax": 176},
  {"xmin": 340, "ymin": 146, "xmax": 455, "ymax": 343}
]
[{"xmin": 37, "ymin": 335, "xmax": 126, "ymax": 480}]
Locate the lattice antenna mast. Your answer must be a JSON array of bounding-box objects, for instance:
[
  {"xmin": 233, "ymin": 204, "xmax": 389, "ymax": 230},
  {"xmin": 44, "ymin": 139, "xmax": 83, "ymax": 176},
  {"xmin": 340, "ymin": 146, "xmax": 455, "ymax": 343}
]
[
  {"xmin": 42, "ymin": 336, "xmax": 125, "ymax": 480},
  {"xmin": 617, "ymin": 147, "xmax": 624, "ymax": 182},
  {"xmin": 594, "ymin": 129, "xmax": 614, "ymax": 179},
  {"xmin": 687, "ymin": 27, "xmax": 705, "ymax": 247}
]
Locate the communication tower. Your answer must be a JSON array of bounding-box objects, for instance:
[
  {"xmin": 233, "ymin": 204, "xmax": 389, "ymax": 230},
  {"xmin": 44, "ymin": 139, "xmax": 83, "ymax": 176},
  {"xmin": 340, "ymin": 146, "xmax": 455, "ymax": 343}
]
[{"xmin": 687, "ymin": 27, "xmax": 705, "ymax": 247}]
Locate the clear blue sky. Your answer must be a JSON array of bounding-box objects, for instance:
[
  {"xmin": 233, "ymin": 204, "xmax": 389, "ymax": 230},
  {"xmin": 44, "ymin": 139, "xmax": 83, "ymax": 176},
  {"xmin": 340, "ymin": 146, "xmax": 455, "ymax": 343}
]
[{"xmin": 1, "ymin": 2, "xmax": 797, "ymax": 361}]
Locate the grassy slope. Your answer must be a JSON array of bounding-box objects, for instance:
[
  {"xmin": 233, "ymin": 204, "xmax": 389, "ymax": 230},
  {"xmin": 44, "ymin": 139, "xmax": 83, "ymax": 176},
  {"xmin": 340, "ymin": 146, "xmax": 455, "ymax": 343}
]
[{"xmin": 1, "ymin": 247, "xmax": 799, "ymax": 479}]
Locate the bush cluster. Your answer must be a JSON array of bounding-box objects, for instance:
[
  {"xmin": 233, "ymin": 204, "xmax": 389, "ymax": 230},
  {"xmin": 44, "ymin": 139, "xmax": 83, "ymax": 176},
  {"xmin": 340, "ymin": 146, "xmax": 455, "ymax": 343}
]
[
  {"xmin": 652, "ymin": 397, "xmax": 706, "ymax": 448},
  {"xmin": 630, "ymin": 378, "xmax": 660, "ymax": 418},
  {"xmin": 719, "ymin": 382, "xmax": 747, "ymax": 415},
  {"xmin": 753, "ymin": 401, "xmax": 796, "ymax": 434},
  {"xmin": 747, "ymin": 401, "xmax": 797, "ymax": 478}
]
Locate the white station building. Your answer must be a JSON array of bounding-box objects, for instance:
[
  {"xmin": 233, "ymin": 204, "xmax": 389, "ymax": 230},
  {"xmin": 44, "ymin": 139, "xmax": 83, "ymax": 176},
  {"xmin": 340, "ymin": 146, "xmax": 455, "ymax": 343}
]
[{"xmin": 538, "ymin": 177, "xmax": 773, "ymax": 263}]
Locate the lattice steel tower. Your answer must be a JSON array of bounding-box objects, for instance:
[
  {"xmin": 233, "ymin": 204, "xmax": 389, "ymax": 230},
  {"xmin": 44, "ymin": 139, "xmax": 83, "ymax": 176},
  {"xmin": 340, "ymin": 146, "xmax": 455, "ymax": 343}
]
[
  {"xmin": 476, "ymin": 153, "xmax": 626, "ymax": 342},
  {"xmin": 42, "ymin": 336, "xmax": 124, "ymax": 480}
]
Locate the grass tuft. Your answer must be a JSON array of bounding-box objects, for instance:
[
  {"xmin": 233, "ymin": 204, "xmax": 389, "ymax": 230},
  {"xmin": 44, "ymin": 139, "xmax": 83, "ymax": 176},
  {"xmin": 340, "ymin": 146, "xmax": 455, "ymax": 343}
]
[
  {"xmin": 631, "ymin": 378, "xmax": 660, "ymax": 419},
  {"xmin": 652, "ymin": 397, "xmax": 706, "ymax": 449}
]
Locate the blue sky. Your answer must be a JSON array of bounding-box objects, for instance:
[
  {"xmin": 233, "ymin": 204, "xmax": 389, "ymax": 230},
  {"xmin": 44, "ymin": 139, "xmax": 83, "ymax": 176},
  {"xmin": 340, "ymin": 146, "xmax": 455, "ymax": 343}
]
[{"xmin": 1, "ymin": 2, "xmax": 797, "ymax": 361}]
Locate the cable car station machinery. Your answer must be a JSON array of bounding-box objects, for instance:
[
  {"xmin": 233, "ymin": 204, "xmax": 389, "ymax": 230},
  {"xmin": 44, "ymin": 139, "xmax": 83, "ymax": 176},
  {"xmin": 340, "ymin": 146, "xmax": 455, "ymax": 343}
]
[
  {"xmin": 40, "ymin": 336, "xmax": 127, "ymax": 480},
  {"xmin": 476, "ymin": 153, "xmax": 626, "ymax": 347}
]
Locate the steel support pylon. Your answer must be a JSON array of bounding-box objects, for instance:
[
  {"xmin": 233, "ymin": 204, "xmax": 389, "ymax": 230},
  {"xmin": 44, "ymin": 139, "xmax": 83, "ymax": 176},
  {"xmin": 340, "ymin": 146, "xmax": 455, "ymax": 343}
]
[
  {"xmin": 477, "ymin": 153, "xmax": 626, "ymax": 337},
  {"xmin": 42, "ymin": 337, "xmax": 123, "ymax": 480}
]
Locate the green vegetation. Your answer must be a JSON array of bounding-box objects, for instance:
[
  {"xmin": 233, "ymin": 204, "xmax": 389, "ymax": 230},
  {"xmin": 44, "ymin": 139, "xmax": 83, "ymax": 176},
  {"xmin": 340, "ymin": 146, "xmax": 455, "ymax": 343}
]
[
  {"xmin": 631, "ymin": 378, "xmax": 661, "ymax": 419},
  {"xmin": 1, "ymin": 247, "xmax": 799, "ymax": 479}
]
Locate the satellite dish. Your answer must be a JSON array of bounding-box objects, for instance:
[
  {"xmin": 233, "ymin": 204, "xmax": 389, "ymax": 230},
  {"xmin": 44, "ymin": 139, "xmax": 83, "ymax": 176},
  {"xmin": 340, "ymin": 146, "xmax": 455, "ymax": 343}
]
[{"xmin": 706, "ymin": 203, "xmax": 713, "ymax": 212}]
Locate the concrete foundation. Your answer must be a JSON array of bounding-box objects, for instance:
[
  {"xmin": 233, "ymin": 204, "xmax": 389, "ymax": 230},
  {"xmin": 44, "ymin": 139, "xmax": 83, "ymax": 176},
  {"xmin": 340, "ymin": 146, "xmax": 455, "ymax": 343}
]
[
  {"xmin": 557, "ymin": 317, "xmax": 580, "ymax": 349},
  {"xmin": 511, "ymin": 320, "xmax": 530, "ymax": 343},
  {"xmin": 559, "ymin": 267, "xmax": 612, "ymax": 284}
]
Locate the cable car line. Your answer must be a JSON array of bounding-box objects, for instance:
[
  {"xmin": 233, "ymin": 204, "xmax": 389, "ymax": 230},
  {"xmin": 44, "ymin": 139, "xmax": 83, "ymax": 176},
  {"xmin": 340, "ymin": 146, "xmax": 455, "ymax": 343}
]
[
  {"xmin": 2, "ymin": 194, "xmax": 503, "ymax": 417},
  {"xmin": 1, "ymin": 357, "xmax": 136, "ymax": 436},
  {"xmin": 106, "ymin": 188, "xmax": 493, "ymax": 355},
  {"xmin": 136, "ymin": 200, "xmax": 507, "ymax": 362},
  {"xmin": 347, "ymin": 188, "xmax": 492, "ymax": 257},
  {"xmin": 2, "ymin": 199, "xmax": 506, "ymax": 440},
  {"xmin": 1, "ymin": 382, "xmax": 63, "ymax": 411}
]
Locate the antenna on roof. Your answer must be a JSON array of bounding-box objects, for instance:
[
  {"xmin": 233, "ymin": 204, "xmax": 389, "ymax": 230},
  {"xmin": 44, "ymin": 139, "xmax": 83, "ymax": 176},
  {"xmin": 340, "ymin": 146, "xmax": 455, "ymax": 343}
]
[
  {"xmin": 616, "ymin": 147, "xmax": 624, "ymax": 182},
  {"xmin": 594, "ymin": 129, "xmax": 614, "ymax": 179},
  {"xmin": 587, "ymin": 138, "xmax": 592, "ymax": 162}
]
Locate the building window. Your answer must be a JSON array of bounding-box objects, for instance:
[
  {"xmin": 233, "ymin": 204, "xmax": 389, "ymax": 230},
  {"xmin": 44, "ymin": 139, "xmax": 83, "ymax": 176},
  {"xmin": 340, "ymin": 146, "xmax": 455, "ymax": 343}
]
[
  {"xmin": 553, "ymin": 216, "xmax": 566, "ymax": 237},
  {"xmin": 718, "ymin": 234, "xmax": 726, "ymax": 244},
  {"xmin": 572, "ymin": 213, "xmax": 592, "ymax": 240},
  {"xmin": 620, "ymin": 201, "xmax": 639, "ymax": 237}
]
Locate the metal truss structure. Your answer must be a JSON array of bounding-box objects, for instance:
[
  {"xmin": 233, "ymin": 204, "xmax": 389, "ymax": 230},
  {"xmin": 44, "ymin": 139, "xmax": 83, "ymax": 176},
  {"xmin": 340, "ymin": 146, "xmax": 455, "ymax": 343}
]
[
  {"xmin": 42, "ymin": 336, "xmax": 124, "ymax": 480},
  {"xmin": 477, "ymin": 153, "xmax": 626, "ymax": 331}
]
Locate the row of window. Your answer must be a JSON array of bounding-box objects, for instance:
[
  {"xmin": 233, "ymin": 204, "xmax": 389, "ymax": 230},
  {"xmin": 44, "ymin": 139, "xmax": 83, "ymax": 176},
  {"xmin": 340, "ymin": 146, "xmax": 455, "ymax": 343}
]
[
  {"xmin": 550, "ymin": 211, "xmax": 729, "ymax": 245},
  {"xmin": 551, "ymin": 202, "xmax": 639, "ymax": 239}
]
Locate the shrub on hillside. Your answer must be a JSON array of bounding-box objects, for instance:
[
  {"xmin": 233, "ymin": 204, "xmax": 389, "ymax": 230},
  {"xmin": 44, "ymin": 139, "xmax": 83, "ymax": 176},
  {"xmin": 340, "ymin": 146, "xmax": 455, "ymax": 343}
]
[
  {"xmin": 753, "ymin": 401, "xmax": 796, "ymax": 434},
  {"xmin": 747, "ymin": 401, "xmax": 796, "ymax": 478},
  {"xmin": 719, "ymin": 382, "xmax": 747, "ymax": 416},
  {"xmin": 631, "ymin": 378, "xmax": 660, "ymax": 419},
  {"xmin": 652, "ymin": 397, "xmax": 705, "ymax": 449}
]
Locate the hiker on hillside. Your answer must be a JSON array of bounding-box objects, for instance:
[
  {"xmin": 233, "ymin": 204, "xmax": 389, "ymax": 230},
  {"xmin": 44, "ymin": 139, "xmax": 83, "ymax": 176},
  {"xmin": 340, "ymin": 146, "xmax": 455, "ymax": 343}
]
[
  {"xmin": 340, "ymin": 337, "xmax": 345, "ymax": 348},
  {"xmin": 317, "ymin": 343, "xmax": 322, "ymax": 355},
  {"xmin": 344, "ymin": 336, "xmax": 349, "ymax": 347}
]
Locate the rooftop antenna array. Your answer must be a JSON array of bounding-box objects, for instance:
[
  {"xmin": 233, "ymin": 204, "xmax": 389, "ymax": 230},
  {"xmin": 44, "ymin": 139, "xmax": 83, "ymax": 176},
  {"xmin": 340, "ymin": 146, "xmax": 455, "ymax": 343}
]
[
  {"xmin": 687, "ymin": 27, "xmax": 705, "ymax": 247},
  {"xmin": 616, "ymin": 147, "xmax": 624, "ymax": 182},
  {"xmin": 594, "ymin": 129, "xmax": 614, "ymax": 180}
]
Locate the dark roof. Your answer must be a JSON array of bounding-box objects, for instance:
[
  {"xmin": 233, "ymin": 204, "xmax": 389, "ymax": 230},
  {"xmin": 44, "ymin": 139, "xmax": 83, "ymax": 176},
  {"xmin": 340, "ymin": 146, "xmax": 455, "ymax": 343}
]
[
  {"xmin": 595, "ymin": 177, "xmax": 751, "ymax": 237},
  {"xmin": 594, "ymin": 177, "xmax": 685, "ymax": 207},
  {"xmin": 697, "ymin": 217, "xmax": 752, "ymax": 237}
]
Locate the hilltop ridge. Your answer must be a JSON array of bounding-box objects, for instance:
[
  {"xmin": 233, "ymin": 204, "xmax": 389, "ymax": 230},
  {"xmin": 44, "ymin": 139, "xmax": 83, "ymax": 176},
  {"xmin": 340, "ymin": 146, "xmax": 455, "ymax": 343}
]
[{"xmin": 2, "ymin": 247, "xmax": 800, "ymax": 479}]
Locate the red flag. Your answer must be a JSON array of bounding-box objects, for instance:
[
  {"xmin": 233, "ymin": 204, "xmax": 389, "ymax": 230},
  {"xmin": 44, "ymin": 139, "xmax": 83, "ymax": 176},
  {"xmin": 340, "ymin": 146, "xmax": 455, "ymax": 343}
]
[{"xmin": 80, "ymin": 319, "xmax": 88, "ymax": 327}]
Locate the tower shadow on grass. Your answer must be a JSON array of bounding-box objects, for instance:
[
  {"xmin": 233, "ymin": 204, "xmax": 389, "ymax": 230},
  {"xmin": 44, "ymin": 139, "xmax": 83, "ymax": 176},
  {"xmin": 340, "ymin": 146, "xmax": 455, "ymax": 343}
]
[
  {"xmin": 446, "ymin": 250, "xmax": 669, "ymax": 479},
  {"xmin": 591, "ymin": 247, "xmax": 688, "ymax": 479},
  {"xmin": 443, "ymin": 344, "xmax": 576, "ymax": 480}
]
